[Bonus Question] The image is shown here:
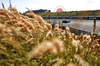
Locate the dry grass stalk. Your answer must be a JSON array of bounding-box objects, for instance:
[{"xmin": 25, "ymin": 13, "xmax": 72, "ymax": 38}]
[
  {"xmin": 52, "ymin": 58, "xmax": 64, "ymax": 66},
  {"xmin": 0, "ymin": 43, "xmax": 6, "ymax": 50},
  {"xmin": 82, "ymin": 34, "xmax": 91, "ymax": 45},
  {"xmin": 66, "ymin": 63, "xmax": 77, "ymax": 66},
  {"xmin": 46, "ymin": 30, "xmax": 53, "ymax": 38},
  {"xmin": 72, "ymin": 39, "xmax": 80, "ymax": 52},
  {"xmin": 0, "ymin": 11, "xmax": 10, "ymax": 19},
  {"xmin": 66, "ymin": 26, "xmax": 70, "ymax": 31},
  {"xmin": 1, "ymin": 35, "xmax": 21, "ymax": 50},
  {"xmin": 27, "ymin": 38, "xmax": 64, "ymax": 59},
  {"xmin": 26, "ymin": 8, "xmax": 36, "ymax": 18},
  {"xmin": 74, "ymin": 54, "xmax": 90, "ymax": 66},
  {"xmin": 8, "ymin": 7, "xmax": 20, "ymax": 15}
]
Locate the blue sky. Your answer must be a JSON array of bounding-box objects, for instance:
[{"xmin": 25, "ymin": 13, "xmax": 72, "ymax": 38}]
[{"xmin": 0, "ymin": 0, "xmax": 100, "ymax": 13}]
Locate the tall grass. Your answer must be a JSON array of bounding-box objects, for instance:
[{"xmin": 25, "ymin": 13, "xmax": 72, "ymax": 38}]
[{"xmin": 0, "ymin": 7, "xmax": 100, "ymax": 66}]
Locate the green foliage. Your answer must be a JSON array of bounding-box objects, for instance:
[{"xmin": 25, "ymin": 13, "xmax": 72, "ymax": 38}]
[{"xmin": 38, "ymin": 10, "xmax": 100, "ymax": 17}]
